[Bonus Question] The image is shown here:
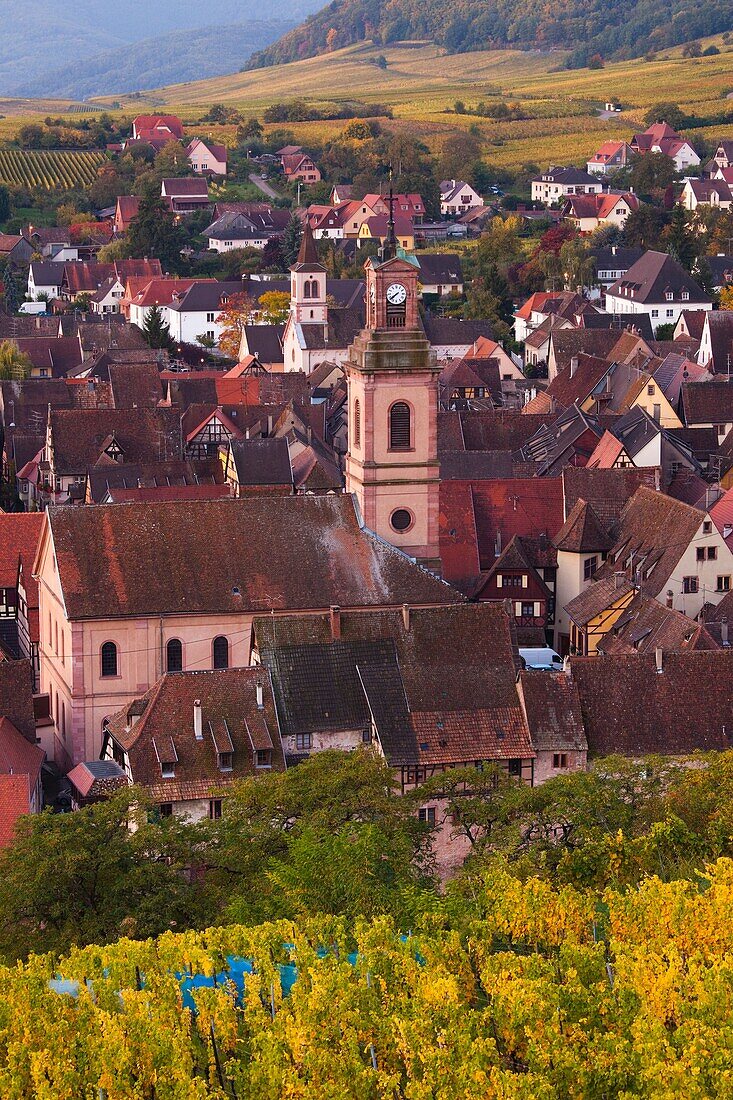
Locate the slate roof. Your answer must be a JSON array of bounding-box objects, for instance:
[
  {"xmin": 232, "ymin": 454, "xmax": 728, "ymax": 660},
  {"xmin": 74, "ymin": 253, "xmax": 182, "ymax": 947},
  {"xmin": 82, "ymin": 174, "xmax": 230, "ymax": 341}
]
[
  {"xmin": 85, "ymin": 459, "xmax": 199, "ymax": 503},
  {"xmin": 417, "ymin": 253, "xmax": 463, "ymax": 285},
  {"xmin": 241, "ymin": 324, "xmax": 285, "ymax": 364},
  {"xmin": 29, "ymin": 261, "xmax": 66, "ymax": 286},
  {"xmin": 545, "ymin": 353, "xmax": 613, "ymax": 408},
  {"xmin": 67, "ymin": 759, "xmax": 128, "ymax": 799},
  {"xmin": 229, "ymin": 438, "xmax": 293, "ymax": 490},
  {"xmin": 570, "ymin": 651, "xmax": 733, "ymax": 756},
  {"xmin": 519, "ymin": 670, "xmax": 587, "ymax": 753},
  {"xmin": 14, "ymin": 336, "xmax": 83, "ymax": 377},
  {"xmin": 48, "ymin": 495, "xmax": 461, "ymax": 621},
  {"xmin": 422, "ymin": 316, "xmax": 494, "ymax": 347},
  {"xmin": 702, "ymin": 311, "xmax": 733, "ymax": 373},
  {"xmin": 105, "ymin": 668, "xmax": 284, "ymax": 801},
  {"xmin": 608, "ymin": 250, "xmax": 709, "ymax": 305},
  {"xmin": 553, "ymin": 498, "xmax": 613, "ymax": 553},
  {"xmin": 167, "ymin": 280, "xmax": 242, "ymax": 314},
  {"xmin": 161, "ymin": 177, "xmax": 209, "ymax": 199},
  {"xmin": 255, "ymin": 603, "xmax": 531, "ymax": 767},
  {"xmin": 299, "ymin": 307, "xmax": 363, "ymax": 350}
]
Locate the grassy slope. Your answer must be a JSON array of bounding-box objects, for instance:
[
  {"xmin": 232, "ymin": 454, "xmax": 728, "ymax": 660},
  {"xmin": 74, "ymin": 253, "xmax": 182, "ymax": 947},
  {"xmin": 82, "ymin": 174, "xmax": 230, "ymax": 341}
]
[{"xmin": 1, "ymin": 37, "xmax": 732, "ymax": 171}]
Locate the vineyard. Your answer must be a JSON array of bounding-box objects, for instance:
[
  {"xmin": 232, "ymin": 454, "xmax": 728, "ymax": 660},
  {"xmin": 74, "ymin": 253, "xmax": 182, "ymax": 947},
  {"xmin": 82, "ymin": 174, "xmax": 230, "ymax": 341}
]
[
  {"xmin": 4, "ymin": 862, "xmax": 733, "ymax": 1096},
  {"xmin": 0, "ymin": 148, "xmax": 105, "ymax": 190}
]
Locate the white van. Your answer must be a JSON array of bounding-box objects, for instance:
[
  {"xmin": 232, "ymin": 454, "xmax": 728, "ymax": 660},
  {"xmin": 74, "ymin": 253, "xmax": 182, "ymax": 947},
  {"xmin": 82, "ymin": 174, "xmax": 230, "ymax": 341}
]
[{"xmin": 519, "ymin": 647, "xmax": 564, "ymax": 671}]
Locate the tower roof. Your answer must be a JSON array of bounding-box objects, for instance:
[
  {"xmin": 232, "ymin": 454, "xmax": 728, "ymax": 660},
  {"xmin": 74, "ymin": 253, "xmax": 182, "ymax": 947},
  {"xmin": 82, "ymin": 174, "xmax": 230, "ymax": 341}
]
[{"xmin": 291, "ymin": 221, "xmax": 324, "ymax": 273}]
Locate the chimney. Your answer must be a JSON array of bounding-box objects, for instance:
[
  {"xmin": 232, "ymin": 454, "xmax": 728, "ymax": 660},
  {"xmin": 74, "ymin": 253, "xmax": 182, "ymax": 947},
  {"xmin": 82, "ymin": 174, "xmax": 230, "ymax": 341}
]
[
  {"xmin": 267, "ymin": 414, "xmax": 273, "ymax": 435},
  {"xmin": 570, "ymin": 356, "xmax": 579, "ymax": 377},
  {"xmin": 330, "ymin": 605, "xmax": 341, "ymax": 640},
  {"xmin": 724, "ymin": 524, "xmax": 733, "ymax": 539},
  {"xmin": 655, "ymin": 647, "xmax": 663, "ymax": 674},
  {"xmin": 666, "ymin": 589, "xmax": 673, "ymax": 608},
  {"xmin": 193, "ymin": 699, "xmax": 203, "ymax": 740},
  {"xmin": 256, "ymin": 681, "xmax": 264, "ymax": 709},
  {"xmin": 722, "ymin": 617, "xmax": 729, "ymax": 646},
  {"xmin": 494, "ymin": 530, "xmax": 502, "ymax": 557},
  {"xmin": 614, "ymin": 571, "xmax": 625, "ymax": 589},
  {"xmin": 402, "ymin": 604, "xmax": 411, "ymax": 630},
  {"xmin": 654, "ymin": 468, "xmax": 661, "ymax": 492}
]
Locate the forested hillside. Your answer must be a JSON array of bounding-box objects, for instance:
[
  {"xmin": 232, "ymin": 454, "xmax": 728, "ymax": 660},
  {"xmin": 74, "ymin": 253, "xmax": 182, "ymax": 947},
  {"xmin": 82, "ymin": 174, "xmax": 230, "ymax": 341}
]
[
  {"xmin": 248, "ymin": 0, "xmax": 733, "ymax": 70},
  {"xmin": 12, "ymin": 21, "xmax": 297, "ymax": 100}
]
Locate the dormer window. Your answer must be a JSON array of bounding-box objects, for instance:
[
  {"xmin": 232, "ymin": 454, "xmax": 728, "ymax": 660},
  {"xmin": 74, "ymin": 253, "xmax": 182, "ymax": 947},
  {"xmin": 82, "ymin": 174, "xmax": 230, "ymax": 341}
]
[
  {"xmin": 153, "ymin": 735, "xmax": 178, "ymax": 778},
  {"xmin": 665, "ymin": 291, "xmax": 673, "ymax": 301},
  {"xmin": 681, "ymin": 290, "xmax": 689, "ymax": 301},
  {"xmin": 218, "ymin": 751, "xmax": 233, "ymax": 772},
  {"xmin": 256, "ymin": 749, "xmax": 272, "ymax": 768}
]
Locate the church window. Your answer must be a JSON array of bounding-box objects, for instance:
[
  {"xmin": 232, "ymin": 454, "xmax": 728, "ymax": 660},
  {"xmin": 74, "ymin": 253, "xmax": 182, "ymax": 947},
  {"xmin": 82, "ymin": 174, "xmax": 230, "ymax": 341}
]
[
  {"xmin": 389, "ymin": 402, "xmax": 411, "ymax": 449},
  {"xmin": 390, "ymin": 508, "xmax": 413, "ymax": 532}
]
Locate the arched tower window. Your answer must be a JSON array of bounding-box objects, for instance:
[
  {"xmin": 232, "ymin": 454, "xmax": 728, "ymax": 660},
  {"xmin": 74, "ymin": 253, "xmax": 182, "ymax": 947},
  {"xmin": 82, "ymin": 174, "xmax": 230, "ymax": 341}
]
[
  {"xmin": 353, "ymin": 399, "xmax": 361, "ymax": 447},
  {"xmin": 303, "ymin": 280, "xmax": 312, "ymax": 298},
  {"xmin": 389, "ymin": 402, "xmax": 411, "ymax": 450},
  {"xmin": 101, "ymin": 641, "xmax": 118, "ymax": 678},
  {"xmin": 213, "ymin": 636, "xmax": 229, "ymax": 670},
  {"xmin": 166, "ymin": 638, "xmax": 183, "ymax": 673}
]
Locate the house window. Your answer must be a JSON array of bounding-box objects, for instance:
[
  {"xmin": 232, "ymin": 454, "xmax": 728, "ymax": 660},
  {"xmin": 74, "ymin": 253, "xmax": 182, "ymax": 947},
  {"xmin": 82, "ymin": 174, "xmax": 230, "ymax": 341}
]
[
  {"xmin": 418, "ymin": 807, "xmax": 436, "ymax": 825},
  {"xmin": 256, "ymin": 748, "xmax": 272, "ymax": 768},
  {"xmin": 717, "ymin": 576, "xmax": 731, "ymax": 592},
  {"xmin": 508, "ymin": 759, "xmax": 523, "ymax": 777},
  {"xmin": 353, "ymin": 399, "xmax": 361, "ymax": 447},
  {"xmin": 389, "ymin": 402, "xmax": 411, "ymax": 449},
  {"xmin": 362, "ymin": 729, "xmax": 372, "ymax": 744},
  {"xmin": 521, "ymin": 602, "xmax": 535, "ymax": 618},
  {"xmin": 553, "ymin": 753, "xmax": 568, "ymax": 769},
  {"xmin": 665, "ymin": 291, "xmax": 673, "ymax": 301},
  {"xmin": 159, "ymin": 803, "xmax": 173, "ymax": 818},
  {"xmin": 166, "ymin": 638, "xmax": 183, "ymax": 672},
  {"xmin": 647, "ymin": 384, "xmax": 655, "ymax": 396},
  {"xmin": 651, "ymin": 309, "xmax": 659, "ymax": 318},
  {"xmin": 666, "ymin": 309, "xmax": 674, "ymax": 318},
  {"xmin": 206, "ymin": 312, "xmax": 215, "ymax": 322},
  {"xmin": 161, "ymin": 761, "xmax": 175, "ymax": 779},
  {"xmin": 708, "ymin": 546, "xmax": 718, "ymax": 560},
  {"xmin": 584, "ymin": 556, "xmax": 598, "ymax": 581},
  {"xmin": 683, "ymin": 576, "xmax": 699, "ymax": 594},
  {"xmin": 697, "ymin": 547, "xmax": 705, "ymax": 561},
  {"xmin": 101, "ymin": 641, "xmax": 118, "ymax": 678},
  {"xmin": 213, "ymin": 635, "xmax": 229, "ymax": 669},
  {"xmin": 218, "ymin": 752, "xmax": 233, "ymax": 772},
  {"xmin": 209, "ymin": 799, "xmax": 222, "ymax": 820},
  {"xmin": 295, "ymin": 732, "xmax": 312, "ymax": 750},
  {"xmin": 703, "ymin": 521, "xmax": 712, "ymax": 534}
]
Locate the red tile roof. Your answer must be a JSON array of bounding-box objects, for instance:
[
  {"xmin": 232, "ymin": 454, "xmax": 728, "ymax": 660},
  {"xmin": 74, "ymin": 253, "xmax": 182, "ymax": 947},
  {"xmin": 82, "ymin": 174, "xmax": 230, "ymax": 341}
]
[
  {"xmin": 0, "ymin": 774, "xmax": 30, "ymax": 848},
  {"xmin": 48, "ymin": 495, "xmax": 462, "ymax": 621},
  {"xmin": 0, "ymin": 717, "xmax": 44, "ymax": 789},
  {"xmin": 0, "ymin": 513, "xmax": 44, "ymax": 590}
]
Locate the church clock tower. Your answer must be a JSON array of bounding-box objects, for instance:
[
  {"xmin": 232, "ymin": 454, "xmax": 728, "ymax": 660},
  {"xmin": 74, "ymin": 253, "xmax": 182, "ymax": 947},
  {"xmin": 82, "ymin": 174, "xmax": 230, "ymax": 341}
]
[{"xmin": 345, "ymin": 220, "xmax": 441, "ymax": 572}]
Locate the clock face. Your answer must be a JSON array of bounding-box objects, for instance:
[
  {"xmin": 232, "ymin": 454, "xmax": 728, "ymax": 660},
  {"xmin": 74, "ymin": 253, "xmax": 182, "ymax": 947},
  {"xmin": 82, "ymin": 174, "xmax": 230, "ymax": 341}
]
[{"xmin": 386, "ymin": 282, "xmax": 407, "ymax": 306}]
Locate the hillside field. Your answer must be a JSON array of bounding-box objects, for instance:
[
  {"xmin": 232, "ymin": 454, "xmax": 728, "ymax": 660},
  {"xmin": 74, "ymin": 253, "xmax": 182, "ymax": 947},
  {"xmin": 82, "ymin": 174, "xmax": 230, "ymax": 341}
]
[
  {"xmin": 1, "ymin": 37, "xmax": 732, "ymax": 173},
  {"xmin": 0, "ymin": 148, "xmax": 106, "ymax": 189}
]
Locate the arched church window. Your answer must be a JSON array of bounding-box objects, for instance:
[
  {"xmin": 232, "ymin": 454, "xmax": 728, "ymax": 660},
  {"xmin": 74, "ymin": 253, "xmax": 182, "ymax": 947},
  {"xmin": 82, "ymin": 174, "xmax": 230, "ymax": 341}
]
[{"xmin": 389, "ymin": 402, "xmax": 411, "ymax": 450}]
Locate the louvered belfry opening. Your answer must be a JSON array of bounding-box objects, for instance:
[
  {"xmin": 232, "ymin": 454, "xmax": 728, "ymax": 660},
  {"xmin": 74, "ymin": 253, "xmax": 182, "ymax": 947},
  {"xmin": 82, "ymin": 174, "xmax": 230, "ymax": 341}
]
[{"xmin": 389, "ymin": 402, "xmax": 411, "ymax": 449}]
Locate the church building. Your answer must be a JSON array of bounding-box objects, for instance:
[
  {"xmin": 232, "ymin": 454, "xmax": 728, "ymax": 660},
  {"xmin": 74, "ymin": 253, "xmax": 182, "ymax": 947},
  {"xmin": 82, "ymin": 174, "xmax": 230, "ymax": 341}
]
[{"xmin": 344, "ymin": 204, "xmax": 442, "ymax": 572}]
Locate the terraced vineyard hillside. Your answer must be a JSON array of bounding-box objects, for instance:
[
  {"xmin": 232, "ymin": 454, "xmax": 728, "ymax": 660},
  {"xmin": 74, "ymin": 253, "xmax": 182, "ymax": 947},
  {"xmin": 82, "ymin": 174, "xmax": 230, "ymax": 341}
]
[{"xmin": 0, "ymin": 148, "xmax": 105, "ymax": 189}]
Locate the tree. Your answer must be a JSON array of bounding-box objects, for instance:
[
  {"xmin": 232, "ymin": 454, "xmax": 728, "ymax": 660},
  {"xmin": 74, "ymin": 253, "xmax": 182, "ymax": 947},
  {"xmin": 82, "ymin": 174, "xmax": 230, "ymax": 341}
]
[
  {"xmin": 238, "ymin": 117, "xmax": 263, "ymax": 142},
  {"xmin": 326, "ymin": 26, "xmax": 338, "ymax": 51},
  {"xmin": 0, "ymin": 184, "xmax": 10, "ymax": 224},
  {"xmin": 560, "ymin": 238, "xmax": 596, "ymax": 290},
  {"xmin": 720, "ymin": 287, "xmax": 733, "ymax": 311},
  {"xmin": 258, "ymin": 290, "xmax": 290, "ymax": 323},
  {"xmin": 141, "ymin": 304, "xmax": 173, "ymax": 350},
  {"xmin": 472, "ymin": 215, "xmax": 523, "ymax": 273},
  {"xmin": 439, "ymin": 131, "xmax": 483, "ymax": 183},
  {"xmin": 0, "ymin": 340, "xmax": 32, "ymax": 380},
  {"xmin": 665, "ymin": 204, "xmax": 697, "ymax": 270},
  {"xmin": 1, "ymin": 261, "xmax": 20, "ymax": 314},
  {"xmin": 215, "ymin": 291, "xmax": 255, "ymax": 357},
  {"xmin": 622, "ymin": 205, "xmax": 669, "ymax": 249},
  {"xmin": 0, "ymin": 789, "xmax": 205, "ymax": 961},
  {"xmin": 644, "ymin": 102, "xmax": 688, "ymax": 130},
  {"xmin": 343, "ymin": 119, "xmax": 372, "ymax": 141},
  {"xmin": 281, "ymin": 213, "xmax": 303, "ymax": 266},
  {"xmin": 628, "ymin": 151, "xmax": 677, "ymax": 195},
  {"xmin": 126, "ymin": 187, "xmax": 183, "ymax": 273}
]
